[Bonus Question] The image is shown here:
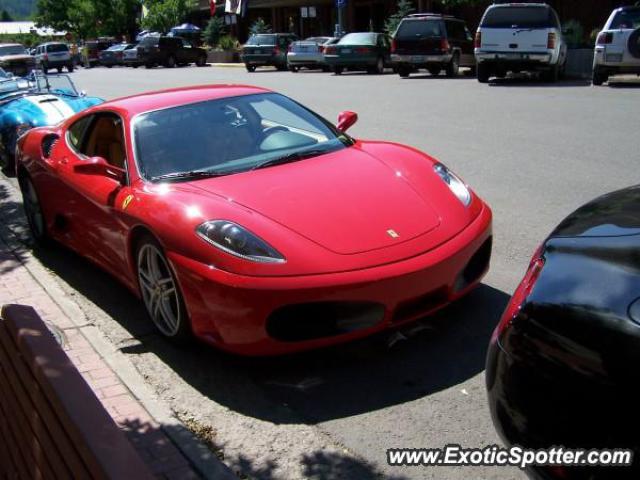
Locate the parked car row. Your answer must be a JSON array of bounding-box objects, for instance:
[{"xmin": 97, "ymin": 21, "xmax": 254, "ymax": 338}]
[{"xmin": 242, "ymin": 3, "xmax": 640, "ymax": 86}]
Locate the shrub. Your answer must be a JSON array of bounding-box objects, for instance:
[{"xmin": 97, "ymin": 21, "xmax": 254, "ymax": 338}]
[
  {"xmin": 563, "ymin": 19, "xmax": 585, "ymax": 49},
  {"xmin": 218, "ymin": 35, "xmax": 238, "ymax": 51},
  {"xmin": 249, "ymin": 18, "xmax": 271, "ymax": 35},
  {"xmin": 203, "ymin": 17, "xmax": 226, "ymax": 48}
]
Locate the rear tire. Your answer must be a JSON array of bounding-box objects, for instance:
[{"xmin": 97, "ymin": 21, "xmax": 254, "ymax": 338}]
[
  {"xmin": 592, "ymin": 66, "xmax": 607, "ymax": 86},
  {"xmin": 145, "ymin": 63, "xmax": 154, "ymax": 69},
  {"xmin": 542, "ymin": 64, "xmax": 559, "ymax": 82},
  {"xmin": 67, "ymin": 64, "xmax": 74, "ymax": 72},
  {"xmin": 398, "ymin": 66, "xmax": 410, "ymax": 78},
  {"xmin": 445, "ymin": 53, "xmax": 460, "ymax": 77},
  {"xmin": 165, "ymin": 55, "xmax": 176, "ymax": 68},
  {"xmin": 477, "ymin": 63, "xmax": 490, "ymax": 83},
  {"xmin": 428, "ymin": 66, "xmax": 441, "ymax": 76},
  {"xmin": 288, "ymin": 65, "xmax": 299, "ymax": 72},
  {"xmin": 374, "ymin": 56, "xmax": 384, "ymax": 74},
  {"xmin": 334, "ymin": 66, "xmax": 343, "ymax": 75},
  {"xmin": 245, "ymin": 64, "xmax": 256, "ymax": 72},
  {"xmin": 196, "ymin": 55, "xmax": 207, "ymax": 67}
]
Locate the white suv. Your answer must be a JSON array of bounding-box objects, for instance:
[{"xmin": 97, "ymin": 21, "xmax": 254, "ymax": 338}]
[
  {"xmin": 474, "ymin": 3, "xmax": 567, "ymax": 83},
  {"xmin": 593, "ymin": 6, "xmax": 640, "ymax": 86}
]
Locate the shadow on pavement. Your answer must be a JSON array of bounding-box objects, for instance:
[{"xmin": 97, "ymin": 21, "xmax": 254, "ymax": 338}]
[
  {"xmin": 29, "ymin": 230, "xmax": 507, "ymax": 423},
  {"xmin": 488, "ymin": 77, "xmax": 592, "ymax": 87}
]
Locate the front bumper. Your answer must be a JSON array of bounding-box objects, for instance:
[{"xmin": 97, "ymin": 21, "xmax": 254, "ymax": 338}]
[{"xmin": 168, "ymin": 205, "xmax": 492, "ymax": 355}]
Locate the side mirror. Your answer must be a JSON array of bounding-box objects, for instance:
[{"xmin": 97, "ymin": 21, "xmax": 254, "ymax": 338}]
[
  {"xmin": 79, "ymin": 90, "xmax": 87, "ymax": 97},
  {"xmin": 337, "ymin": 111, "xmax": 358, "ymax": 133},
  {"xmin": 74, "ymin": 156, "xmax": 125, "ymax": 183}
]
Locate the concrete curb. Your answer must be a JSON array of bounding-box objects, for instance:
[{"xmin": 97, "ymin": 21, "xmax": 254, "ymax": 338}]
[
  {"xmin": 0, "ymin": 175, "xmax": 236, "ymax": 480},
  {"xmin": 210, "ymin": 63, "xmax": 244, "ymax": 68}
]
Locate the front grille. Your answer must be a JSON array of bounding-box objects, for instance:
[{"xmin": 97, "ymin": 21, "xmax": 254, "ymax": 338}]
[{"xmin": 266, "ymin": 301, "xmax": 385, "ymax": 342}]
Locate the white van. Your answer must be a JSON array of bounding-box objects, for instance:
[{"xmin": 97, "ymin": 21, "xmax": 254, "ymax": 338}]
[{"xmin": 474, "ymin": 3, "xmax": 567, "ymax": 83}]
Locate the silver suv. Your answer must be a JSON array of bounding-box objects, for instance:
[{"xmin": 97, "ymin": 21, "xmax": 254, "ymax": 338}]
[
  {"xmin": 593, "ymin": 6, "xmax": 640, "ymax": 86},
  {"xmin": 34, "ymin": 42, "xmax": 73, "ymax": 74},
  {"xmin": 474, "ymin": 3, "xmax": 567, "ymax": 83}
]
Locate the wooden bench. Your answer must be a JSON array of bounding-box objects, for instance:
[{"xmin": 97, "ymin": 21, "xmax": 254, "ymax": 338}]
[{"xmin": 0, "ymin": 304, "xmax": 154, "ymax": 480}]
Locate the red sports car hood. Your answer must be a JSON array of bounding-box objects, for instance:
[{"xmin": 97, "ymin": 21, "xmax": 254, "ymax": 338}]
[{"xmin": 187, "ymin": 142, "xmax": 470, "ymax": 255}]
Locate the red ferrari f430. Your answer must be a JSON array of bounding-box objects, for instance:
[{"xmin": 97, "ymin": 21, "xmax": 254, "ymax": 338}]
[{"xmin": 16, "ymin": 85, "xmax": 492, "ymax": 355}]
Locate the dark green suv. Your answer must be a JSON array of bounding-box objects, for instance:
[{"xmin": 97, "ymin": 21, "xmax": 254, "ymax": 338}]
[{"xmin": 242, "ymin": 34, "xmax": 298, "ymax": 72}]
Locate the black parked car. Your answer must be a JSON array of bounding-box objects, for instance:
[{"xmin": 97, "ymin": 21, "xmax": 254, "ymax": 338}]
[
  {"xmin": 323, "ymin": 32, "xmax": 392, "ymax": 75},
  {"xmin": 391, "ymin": 14, "xmax": 475, "ymax": 78},
  {"xmin": 137, "ymin": 36, "xmax": 207, "ymax": 68},
  {"xmin": 241, "ymin": 33, "xmax": 298, "ymax": 72},
  {"xmin": 487, "ymin": 185, "xmax": 640, "ymax": 479}
]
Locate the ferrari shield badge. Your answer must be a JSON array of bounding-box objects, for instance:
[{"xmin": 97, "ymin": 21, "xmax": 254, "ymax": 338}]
[
  {"xmin": 387, "ymin": 229, "xmax": 400, "ymax": 239},
  {"xmin": 122, "ymin": 194, "xmax": 134, "ymax": 210}
]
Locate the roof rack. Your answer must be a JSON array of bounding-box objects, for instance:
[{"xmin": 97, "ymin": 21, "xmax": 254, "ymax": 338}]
[{"xmin": 406, "ymin": 13, "xmax": 454, "ymax": 18}]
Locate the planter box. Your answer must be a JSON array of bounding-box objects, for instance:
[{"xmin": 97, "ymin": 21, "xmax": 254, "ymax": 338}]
[
  {"xmin": 207, "ymin": 50, "xmax": 240, "ymax": 63},
  {"xmin": 565, "ymin": 48, "xmax": 594, "ymax": 79}
]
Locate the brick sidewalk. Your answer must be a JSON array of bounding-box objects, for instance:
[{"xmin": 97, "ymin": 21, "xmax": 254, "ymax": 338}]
[{"xmin": 0, "ymin": 181, "xmax": 207, "ymax": 479}]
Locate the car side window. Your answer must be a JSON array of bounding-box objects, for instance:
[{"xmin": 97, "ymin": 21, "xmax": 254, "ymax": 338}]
[
  {"xmin": 82, "ymin": 113, "xmax": 127, "ymax": 169},
  {"xmin": 67, "ymin": 115, "xmax": 94, "ymax": 152}
]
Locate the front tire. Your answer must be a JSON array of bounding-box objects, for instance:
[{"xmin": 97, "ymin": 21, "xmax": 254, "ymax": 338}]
[
  {"xmin": 289, "ymin": 65, "xmax": 299, "ymax": 72},
  {"xmin": 334, "ymin": 66, "xmax": 343, "ymax": 75},
  {"xmin": 165, "ymin": 55, "xmax": 176, "ymax": 68},
  {"xmin": 245, "ymin": 64, "xmax": 256, "ymax": 72},
  {"xmin": 428, "ymin": 66, "xmax": 441, "ymax": 76},
  {"xmin": 20, "ymin": 176, "xmax": 48, "ymax": 245},
  {"xmin": 136, "ymin": 236, "xmax": 190, "ymax": 342},
  {"xmin": 67, "ymin": 64, "xmax": 74, "ymax": 72},
  {"xmin": 542, "ymin": 64, "xmax": 559, "ymax": 82}
]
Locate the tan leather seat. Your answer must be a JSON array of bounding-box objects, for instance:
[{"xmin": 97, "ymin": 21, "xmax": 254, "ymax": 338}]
[{"xmin": 85, "ymin": 116, "xmax": 126, "ymax": 168}]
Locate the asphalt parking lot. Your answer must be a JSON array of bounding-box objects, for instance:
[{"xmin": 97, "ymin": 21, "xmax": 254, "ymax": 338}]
[{"xmin": 3, "ymin": 65, "xmax": 639, "ymax": 479}]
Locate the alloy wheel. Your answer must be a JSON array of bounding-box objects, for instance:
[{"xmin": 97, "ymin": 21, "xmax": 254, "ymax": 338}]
[{"xmin": 137, "ymin": 243, "xmax": 182, "ymax": 337}]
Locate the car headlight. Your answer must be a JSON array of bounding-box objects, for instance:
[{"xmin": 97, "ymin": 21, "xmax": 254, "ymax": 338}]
[
  {"xmin": 433, "ymin": 163, "xmax": 471, "ymax": 206},
  {"xmin": 196, "ymin": 220, "xmax": 285, "ymax": 263}
]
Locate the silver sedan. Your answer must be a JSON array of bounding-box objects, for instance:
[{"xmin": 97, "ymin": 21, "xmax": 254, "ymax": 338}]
[{"xmin": 287, "ymin": 37, "xmax": 338, "ymax": 72}]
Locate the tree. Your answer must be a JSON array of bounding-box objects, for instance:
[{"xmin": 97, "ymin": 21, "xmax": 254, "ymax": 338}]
[
  {"xmin": 1, "ymin": 10, "xmax": 13, "ymax": 21},
  {"xmin": 203, "ymin": 16, "xmax": 225, "ymax": 47},
  {"xmin": 141, "ymin": 0, "xmax": 195, "ymax": 33},
  {"xmin": 384, "ymin": 0, "xmax": 414, "ymax": 36}
]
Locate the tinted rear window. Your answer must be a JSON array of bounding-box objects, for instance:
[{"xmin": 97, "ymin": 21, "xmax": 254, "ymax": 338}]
[
  {"xmin": 481, "ymin": 6, "xmax": 556, "ymax": 29},
  {"xmin": 139, "ymin": 36, "xmax": 160, "ymax": 46},
  {"xmin": 247, "ymin": 35, "xmax": 277, "ymax": 46},
  {"xmin": 47, "ymin": 44, "xmax": 69, "ymax": 52},
  {"xmin": 611, "ymin": 9, "xmax": 640, "ymax": 29},
  {"xmin": 339, "ymin": 33, "xmax": 377, "ymax": 45},
  {"xmin": 396, "ymin": 19, "xmax": 441, "ymax": 37}
]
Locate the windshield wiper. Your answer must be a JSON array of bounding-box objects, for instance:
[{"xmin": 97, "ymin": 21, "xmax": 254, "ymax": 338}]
[
  {"xmin": 149, "ymin": 170, "xmax": 228, "ymax": 182},
  {"xmin": 251, "ymin": 149, "xmax": 328, "ymax": 171}
]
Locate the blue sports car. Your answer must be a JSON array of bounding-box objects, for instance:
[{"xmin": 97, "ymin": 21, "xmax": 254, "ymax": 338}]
[{"xmin": 0, "ymin": 71, "xmax": 103, "ymax": 174}]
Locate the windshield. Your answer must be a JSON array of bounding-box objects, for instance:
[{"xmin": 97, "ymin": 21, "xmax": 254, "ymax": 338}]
[
  {"xmin": 0, "ymin": 77, "xmax": 29, "ymax": 96},
  {"xmin": 611, "ymin": 9, "xmax": 640, "ymax": 29},
  {"xmin": 30, "ymin": 73, "xmax": 79, "ymax": 96},
  {"xmin": 247, "ymin": 35, "xmax": 277, "ymax": 46},
  {"xmin": 0, "ymin": 45, "xmax": 27, "ymax": 56},
  {"xmin": 339, "ymin": 33, "xmax": 377, "ymax": 45},
  {"xmin": 481, "ymin": 7, "xmax": 556, "ymax": 29},
  {"xmin": 133, "ymin": 93, "xmax": 351, "ymax": 181},
  {"xmin": 139, "ymin": 36, "xmax": 160, "ymax": 46}
]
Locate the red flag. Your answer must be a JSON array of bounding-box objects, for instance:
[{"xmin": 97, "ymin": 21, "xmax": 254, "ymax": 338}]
[{"xmin": 209, "ymin": 0, "xmax": 216, "ymax": 16}]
